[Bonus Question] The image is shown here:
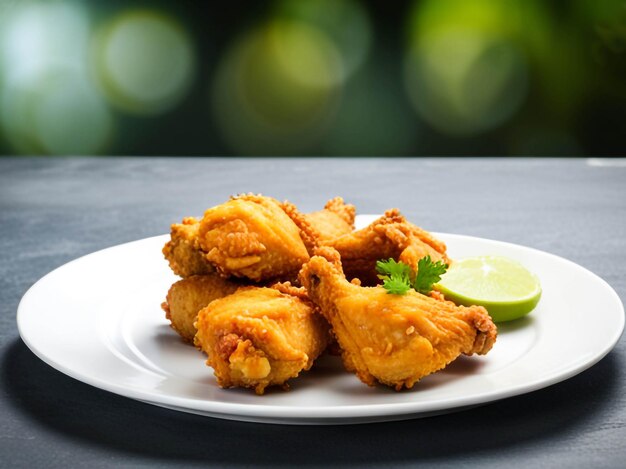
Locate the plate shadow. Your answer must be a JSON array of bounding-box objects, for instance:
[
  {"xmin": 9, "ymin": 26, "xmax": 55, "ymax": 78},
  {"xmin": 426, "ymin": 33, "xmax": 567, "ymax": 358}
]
[{"xmin": 1, "ymin": 338, "xmax": 622, "ymax": 465}]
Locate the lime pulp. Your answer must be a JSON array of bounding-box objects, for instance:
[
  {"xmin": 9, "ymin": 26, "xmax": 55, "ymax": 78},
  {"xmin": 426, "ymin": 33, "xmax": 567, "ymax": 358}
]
[{"xmin": 434, "ymin": 256, "xmax": 542, "ymax": 322}]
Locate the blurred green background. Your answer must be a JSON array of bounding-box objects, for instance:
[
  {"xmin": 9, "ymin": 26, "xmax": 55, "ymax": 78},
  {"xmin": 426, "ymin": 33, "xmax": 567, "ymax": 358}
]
[{"xmin": 0, "ymin": 0, "xmax": 625, "ymax": 156}]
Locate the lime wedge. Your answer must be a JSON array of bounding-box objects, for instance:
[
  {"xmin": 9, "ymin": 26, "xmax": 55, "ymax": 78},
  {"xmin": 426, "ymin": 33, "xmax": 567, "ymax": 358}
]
[{"xmin": 434, "ymin": 256, "xmax": 541, "ymax": 322}]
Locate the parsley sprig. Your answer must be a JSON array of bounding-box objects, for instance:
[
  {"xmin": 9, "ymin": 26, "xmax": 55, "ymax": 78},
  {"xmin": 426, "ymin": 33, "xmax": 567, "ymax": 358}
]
[
  {"xmin": 376, "ymin": 256, "xmax": 448, "ymax": 295},
  {"xmin": 376, "ymin": 259, "xmax": 411, "ymax": 294},
  {"xmin": 413, "ymin": 256, "xmax": 449, "ymax": 294}
]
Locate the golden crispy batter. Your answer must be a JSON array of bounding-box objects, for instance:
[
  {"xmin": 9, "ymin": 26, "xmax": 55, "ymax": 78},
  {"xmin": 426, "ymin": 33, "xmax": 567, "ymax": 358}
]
[
  {"xmin": 270, "ymin": 280, "xmax": 342, "ymax": 356},
  {"xmin": 162, "ymin": 217, "xmax": 214, "ymax": 278},
  {"xmin": 324, "ymin": 197, "xmax": 356, "ymax": 226},
  {"xmin": 269, "ymin": 280, "xmax": 310, "ymax": 301},
  {"xmin": 164, "ymin": 197, "xmax": 354, "ymax": 281},
  {"xmin": 161, "ymin": 275, "xmax": 241, "ymax": 343},
  {"xmin": 327, "ymin": 209, "xmax": 449, "ymax": 285},
  {"xmin": 282, "ymin": 197, "xmax": 356, "ymax": 253},
  {"xmin": 280, "ymin": 201, "xmax": 319, "ymax": 255},
  {"xmin": 303, "ymin": 197, "xmax": 356, "ymax": 243},
  {"xmin": 197, "ymin": 194, "xmax": 310, "ymax": 282},
  {"xmin": 299, "ymin": 249, "xmax": 496, "ymax": 390},
  {"xmin": 194, "ymin": 285, "xmax": 330, "ymax": 394}
]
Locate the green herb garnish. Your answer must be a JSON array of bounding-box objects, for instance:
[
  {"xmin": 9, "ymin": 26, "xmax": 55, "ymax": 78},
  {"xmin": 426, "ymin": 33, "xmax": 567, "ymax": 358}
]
[
  {"xmin": 413, "ymin": 256, "xmax": 448, "ymax": 294},
  {"xmin": 376, "ymin": 256, "xmax": 448, "ymax": 295},
  {"xmin": 376, "ymin": 258, "xmax": 411, "ymax": 295}
]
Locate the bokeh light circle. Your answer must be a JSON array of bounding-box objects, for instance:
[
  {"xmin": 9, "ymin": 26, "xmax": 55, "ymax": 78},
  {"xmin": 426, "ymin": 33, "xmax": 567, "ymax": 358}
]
[
  {"xmin": 212, "ymin": 20, "xmax": 343, "ymax": 155},
  {"xmin": 0, "ymin": 66, "xmax": 113, "ymax": 155},
  {"xmin": 276, "ymin": 0, "xmax": 371, "ymax": 83},
  {"xmin": 404, "ymin": 0, "xmax": 530, "ymax": 136},
  {"xmin": 0, "ymin": 1, "xmax": 113, "ymax": 155},
  {"xmin": 0, "ymin": 1, "xmax": 90, "ymax": 78},
  {"xmin": 405, "ymin": 32, "xmax": 527, "ymax": 136},
  {"xmin": 93, "ymin": 10, "xmax": 195, "ymax": 115}
]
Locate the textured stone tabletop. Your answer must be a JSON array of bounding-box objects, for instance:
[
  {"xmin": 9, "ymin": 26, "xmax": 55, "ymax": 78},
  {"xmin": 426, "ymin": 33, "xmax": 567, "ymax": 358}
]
[{"xmin": 0, "ymin": 157, "xmax": 624, "ymax": 467}]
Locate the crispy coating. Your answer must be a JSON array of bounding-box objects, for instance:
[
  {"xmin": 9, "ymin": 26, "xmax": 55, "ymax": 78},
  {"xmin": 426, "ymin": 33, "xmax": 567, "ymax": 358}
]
[
  {"xmin": 322, "ymin": 196, "xmax": 356, "ymax": 227},
  {"xmin": 299, "ymin": 249, "xmax": 497, "ymax": 390},
  {"xmin": 163, "ymin": 197, "xmax": 354, "ymax": 280},
  {"xmin": 327, "ymin": 209, "xmax": 449, "ymax": 285},
  {"xmin": 283, "ymin": 197, "xmax": 356, "ymax": 251},
  {"xmin": 197, "ymin": 194, "xmax": 310, "ymax": 282},
  {"xmin": 194, "ymin": 285, "xmax": 330, "ymax": 394},
  {"xmin": 161, "ymin": 275, "xmax": 240, "ymax": 343},
  {"xmin": 162, "ymin": 217, "xmax": 214, "ymax": 278}
]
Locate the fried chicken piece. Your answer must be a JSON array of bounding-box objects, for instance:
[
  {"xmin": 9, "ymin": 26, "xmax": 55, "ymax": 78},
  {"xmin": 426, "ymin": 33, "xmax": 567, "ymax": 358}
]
[
  {"xmin": 282, "ymin": 197, "xmax": 356, "ymax": 251},
  {"xmin": 327, "ymin": 209, "xmax": 449, "ymax": 285},
  {"xmin": 162, "ymin": 217, "xmax": 214, "ymax": 278},
  {"xmin": 194, "ymin": 284, "xmax": 330, "ymax": 394},
  {"xmin": 299, "ymin": 248, "xmax": 497, "ymax": 390},
  {"xmin": 316, "ymin": 196, "xmax": 356, "ymax": 230},
  {"xmin": 161, "ymin": 275, "xmax": 241, "ymax": 343},
  {"xmin": 163, "ymin": 197, "xmax": 354, "ymax": 280},
  {"xmin": 197, "ymin": 194, "xmax": 310, "ymax": 282}
]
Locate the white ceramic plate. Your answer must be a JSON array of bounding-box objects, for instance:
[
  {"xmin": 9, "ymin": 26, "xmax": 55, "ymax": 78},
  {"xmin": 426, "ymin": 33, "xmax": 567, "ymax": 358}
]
[{"xmin": 17, "ymin": 215, "xmax": 624, "ymax": 424}]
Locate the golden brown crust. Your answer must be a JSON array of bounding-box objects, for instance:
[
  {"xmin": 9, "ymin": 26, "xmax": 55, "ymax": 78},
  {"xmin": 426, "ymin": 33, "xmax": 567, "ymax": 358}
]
[
  {"xmin": 162, "ymin": 217, "xmax": 214, "ymax": 278},
  {"xmin": 322, "ymin": 211, "xmax": 405, "ymax": 285},
  {"xmin": 280, "ymin": 201, "xmax": 320, "ymax": 255},
  {"xmin": 162, "ymin": 275, "xmax": 240, "ymax": 343},
  {"xmin": 162, "ymin": 196, "xmax": 493, "ymax": 395},
  {"xmin": 164, "ymin": 196, "xmax": 356, "ymax": 282},
  {"xmin": 282, "ymin": 198, "xmax": 356, "ymax": 251},
  {"xmin": 269, "ymin": 281, "xmax": 309, "ymax": 301},
  {"xmin": 312, "ymin": 245, "xmax": 343, "ymax": 267},
  {"xmin": 198, "ymin": 194, "xmax": 309, "ymax": 282},
  {"xmin": 324, "ymin": 197, "xmax": 356, "ymax": 228},
  {"xmin": 194, "ymin": 287, "xmax": 330, "ymax": 394},
  {"xmin": 324, "ymin": 209, "xmax": 449, "ymax": 285},
  {"xmin": 299, "ymin": 251, "xmax": 497, "ymax": 390},
  {"xmin": 304, "ymin": 198, "xmax": 356, "ymax": 243}
]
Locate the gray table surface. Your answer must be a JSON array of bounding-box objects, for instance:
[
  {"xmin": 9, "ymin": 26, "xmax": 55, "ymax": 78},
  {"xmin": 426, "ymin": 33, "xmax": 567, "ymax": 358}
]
[{"xmin": 0, "ymin": 157, "xmax": 624, "ymax": 468}]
